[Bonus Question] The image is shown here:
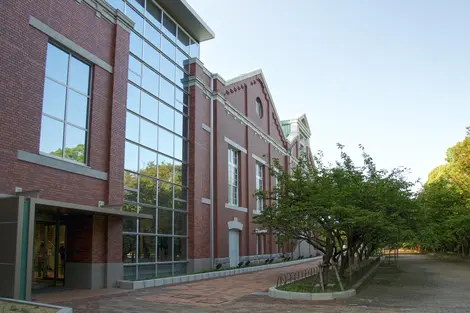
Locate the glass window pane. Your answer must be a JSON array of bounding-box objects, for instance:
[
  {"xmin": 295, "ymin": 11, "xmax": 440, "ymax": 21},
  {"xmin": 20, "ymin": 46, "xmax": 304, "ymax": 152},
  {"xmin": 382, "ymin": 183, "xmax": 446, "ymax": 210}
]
[
  {"xmin": 124, "ymin": 203, "xmax": 139, "ymax": 213},
  {"xmin": 177, "ymin": 29, "xmax": 190, "ymax": 54},
  {"xmin": 142, "ymin": 65, "xmax": 159, "ymax": 96},
  {"xmin": 174, "ymin": 185, "xmax": 187, "ymax": 201},
  {"xmin": 176, "ymin": 49, "xmax": 188, "ymax": 69},
  {"xmin": 158, "ymin": 103, "xmax": 174, "ymax": 131},
  {"xmin": 162, "ymin": 13, "xmax": 176, "ymax": 41},
  {"xmin": 158, "ymin": 127, "xmax": 174, "ymax": 157},
  {"xmin": 174, "ymin": 263, "xmax": 186, "ymax": 276},
  {"xmin": 161, "ymin": 36, "xmax": 175, "ymax": 60},
  {"xmin": 139, "ymin": 176, "xmax": 156, "ymax": 205},
  {"xmin": 138, "ymin": 264, "xmax": 156, "ymax": 279},
  {"xmin": 160, "ymin": 56, "xmax": 175, "ymax": 82},
  {"xmin": 140, "ymin": 118, "xmax": 158, "ymax": 150},
  {"xmin": 125, "ymin": 141, "xmax": 139, "ymax": 172},
  {"xmin": 124, "ymin": 172, "xmax": 138, "ymax": 189},
  {"xmin": 126, "ymin": 112, "xmax": 139, "ymax": 142},
  {"xmin": 125, "ymin": 189, "xmax": 138, "ymax": 202},
  {"xmin": 130, "ymin": 32, "xmax": 143, "ymax": 58},
  {"xmin": 69, "ymin": 57, "xmax": 90, "ymax": 94},
  {"xmin": 64, "ymin": 125, "xmax": 86, "ymax": 163},
  {"xmin": 126, "ymin": 5, "xmax": 143, "ymax": 34},
  {"xmin": 158, "ymin": 154, "xmax": 173, "ymax": 182},
  {"xmin": 145, "ymin": 1, "xmax": 161, "ymax": 28},
  {"xmin": 160, "ymin": 78, "xmax": 174, "ymax": 107},
  {"xmin": 174, "ymin": 199, "xmax": 186, "ymax": 211},
  {"xmin": 143, "ymin": 42, "xmax": 160, "ymax": 71},
  {"xmin": 138, "ymin": 235, "xmax": 156, "ymax": 262},
  {"xmin": 127, "ymin": 83, "xmax": 140, "ymax": 113},
  {"xmin": 40, "ymin": 116, "xmax": 64, "ymax": 157},
  {"xmin": 157, "ymin": 209, "xmax": 172, "ymax": 234},
  {"xmin": 190, "ymin": 40, "xmax": 200, "ymax": 59},
  {"xmin": 42, "ymin": 79, "xmax": 66, "ymax": 120},
  {"xmin": 128, "ymin": 0, "xmax": 144, "ymax": 13},
  {"xmin": 66, "ymin": 90, "xmax": 88, "ymax": 129},
  {"xmin": 174, "ymin": 136, "xmax": 184, "ymax": 161},
  {"xmin": 157, "ymin": 263, "xmax": 172, "ymax": 276},
  {"xmin": 123, "ymin": 235, "xmax": 137, "ymax": 263},
  {"xmin": 174, "ymin": 238, "xmax": 186, "ymax": 261},
  {"xmin": 45, "ymin": 44, "xmax": 69, "ymax": 83},
  {"xmin": 124, "ymin": 265, "xmax": 136, "ymax": 280},
  {"xmin": 106, "ymin": 0, "xmax": 124, "ymax": 11},
  {"xmin": 145, "ymin": 21, "xmax": 160, "ymax": 48},
  {"xmin": 158, "ymin": 181, "xmax": 173, "ymax": 208},
  {"xmin": 174, "ymin": 161, "xmax": 186, "ymax": 186},
  {"xmin": 174, "ymin": 111, "xmax": 183, "ymax": 136},
  {"xmin": 174, "ymin": 212, "xmax": 186, "ymax": 235},
  {"xmin": 139, "ymin": 146, "xmax": 157, "ymax": 176},
  {"xmin": 175, "ymin": 68, "xmax": 185, "ymax": 89},
  {"xmin": 123, "ymin": 217, "xmax": 137, "ymax": 232},
  {"xmin": 139, "ymin": 206, "xmax": 156, "ymax": 233},
  {"xmin": 140, "ymin": 91, "xmax": 158, "ymax": 123},
  {"xmin": 128, "ymin": 55, "xmax": 142, "ymax": 85}
]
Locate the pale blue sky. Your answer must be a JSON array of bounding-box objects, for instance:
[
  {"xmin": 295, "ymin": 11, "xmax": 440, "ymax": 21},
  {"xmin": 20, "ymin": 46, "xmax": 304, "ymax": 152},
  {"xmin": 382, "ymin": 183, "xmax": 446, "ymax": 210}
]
[{"xmin": 188, "ymin": 0, "xmax": 470, "ymax": 185}]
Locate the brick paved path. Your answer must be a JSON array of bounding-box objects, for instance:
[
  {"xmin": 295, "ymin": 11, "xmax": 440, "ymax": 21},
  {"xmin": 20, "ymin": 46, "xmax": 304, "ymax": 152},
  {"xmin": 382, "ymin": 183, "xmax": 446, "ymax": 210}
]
[{"xmin": 50, "ymin": 255, "xmax": 470, "ymax": 312}]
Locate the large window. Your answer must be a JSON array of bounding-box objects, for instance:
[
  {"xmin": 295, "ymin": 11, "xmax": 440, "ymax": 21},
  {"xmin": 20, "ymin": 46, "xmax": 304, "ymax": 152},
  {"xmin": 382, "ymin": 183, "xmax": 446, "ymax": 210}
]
[
  {"xmin": 40, "ymin": 43, "xmax": 91, "ymax": 164},
  {"xmin": 228, "ymin": 148, "xmax": 239, "ymax": 206},
  {"xmin": 256, "ymin": 162, "xmax": 264, "ymax": 211}
]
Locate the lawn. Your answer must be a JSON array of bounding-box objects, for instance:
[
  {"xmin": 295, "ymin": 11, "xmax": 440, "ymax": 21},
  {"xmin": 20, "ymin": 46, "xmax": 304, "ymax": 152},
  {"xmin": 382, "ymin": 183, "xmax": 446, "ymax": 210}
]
[{"xmin": 0, "ymin": 300, "xmax": 59, "ymax": 313}]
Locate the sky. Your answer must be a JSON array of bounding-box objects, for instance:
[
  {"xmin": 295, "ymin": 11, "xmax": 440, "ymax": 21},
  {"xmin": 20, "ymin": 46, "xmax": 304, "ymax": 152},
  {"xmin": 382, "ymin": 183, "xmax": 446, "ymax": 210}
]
[{"xmin": 188, "ymin": 0, "xmax": 470, "ymax": 186}]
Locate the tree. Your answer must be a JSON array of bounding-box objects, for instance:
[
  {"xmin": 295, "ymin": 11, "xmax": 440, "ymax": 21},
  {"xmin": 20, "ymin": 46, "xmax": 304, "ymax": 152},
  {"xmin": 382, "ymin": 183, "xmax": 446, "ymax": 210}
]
[{"xmin": 52, "ymin": 144, "xmax": 85, "ymax": 163}]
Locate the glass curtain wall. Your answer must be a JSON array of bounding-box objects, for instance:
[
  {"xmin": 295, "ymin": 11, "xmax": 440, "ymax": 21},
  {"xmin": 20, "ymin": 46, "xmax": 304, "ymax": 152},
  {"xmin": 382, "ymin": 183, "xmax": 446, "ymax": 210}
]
[{"xmin": 107, "ymin": 0, "xmax": 199, "ymax": 280}]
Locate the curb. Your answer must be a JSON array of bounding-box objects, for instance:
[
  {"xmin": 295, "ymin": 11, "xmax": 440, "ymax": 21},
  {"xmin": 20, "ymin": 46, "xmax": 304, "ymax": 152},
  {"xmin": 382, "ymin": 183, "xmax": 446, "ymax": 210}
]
[
  {"xmin": 268, "ymin": 257, "xmax": 382, "ymax": 301},
  {"xmin": 0, "ymin": 297, "xmax": 72, "ymax": 313},
  {"xmin": 117, "ymin": 256, "xmax": 323, "ymax": 290}
]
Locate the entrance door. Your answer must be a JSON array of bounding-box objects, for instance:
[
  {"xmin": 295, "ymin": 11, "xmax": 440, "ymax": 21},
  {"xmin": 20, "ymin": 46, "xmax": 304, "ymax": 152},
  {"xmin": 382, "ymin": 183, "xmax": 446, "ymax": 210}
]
[
  {"xmin": 229, "ymin": 230, "xmax": 240, "ymax": 267},
  {"xmin": 33, "ymin": 222, "xmax": 66, "ymax": 291}
]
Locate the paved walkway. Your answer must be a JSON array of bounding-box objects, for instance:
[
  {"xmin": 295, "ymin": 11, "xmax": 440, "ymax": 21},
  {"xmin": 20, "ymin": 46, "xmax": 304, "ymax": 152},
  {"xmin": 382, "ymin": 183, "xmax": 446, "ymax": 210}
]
[{"xmin": 43, "ymin": 255, "xmax": 470, "ymax": 312}]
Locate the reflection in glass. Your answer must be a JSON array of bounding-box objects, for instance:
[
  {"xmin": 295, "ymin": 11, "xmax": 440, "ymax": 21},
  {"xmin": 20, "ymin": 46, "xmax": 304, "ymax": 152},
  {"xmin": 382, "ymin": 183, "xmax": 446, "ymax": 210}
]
[
  {"xmin": 138, "ymin": 236, "xmax": 156, "ymax": 262},
  {"xmin": 106, "ymin": 0, "xmax": 124, "ymax": 11},
  {"xmin": 143, "ymin": 42, "xmax": 160, "ymax": 71},
  {"xmin": 161, "ymin": 36, "xmax": 176, "ymax": 60},
  {"xmin": 123, "ymin": 217, "xmax": 137, "ymax": 232},
  {"xmin": 40, "ymin": 116, "xmax": 64, "ymax": 156},
  {"xmin": 177, "ymin": 30, "xmax": 190, "ymax": 54},
  {"xmin": 145, "ymin": 1, "xmax": 161, "ymax": 28},
  {"xmin": 174, "ymin": 199, "xmax": 186, "ymax": 211},
  {"xmin": 138, "ymin": 264, "xmax": 156, "ymax": 279},
  {"xmin": 129, "ymin": 55, "xmax": 142, "ymax": 85},
  {"xmin": 176, "ymin": 49, "xmax": 187, "ymax": 69},
  {"xmin": 174, "ymin": 238, "xmax": 186, "ymax": 261},
  {"xmin": 174, "ymin": 161, "xmax": 185, "ymax": 186},
  {"xmin": 124, "ymin": 265, "xmax": 136, "ymax": 280},
  {"xmin": 160, "ymin": 56, "xmax": 175, "ymax": 82},
  {"xmin": 162, "ymin": 13, "xmax": 176, "ymax": 41},
  {"xmin": 158, "ymin": 209, "xmax": 172, "ymax": 234},
  {"xmin": 128, "ymin": 0, "xmax": 144, "ymax": 13},
  {"xmin": 157, "ymin": 237, "xmax": 172, "ymax": 262},
  {"xmin": 158, "ymin": 181, "xmax": 173, "ymax": 209},
  {"xmin": 130, "ymin": 32, "xmax": 143, "ymax": 58},
  {"xmin": 42, "ymin": 79, "xmax": 66, "ymax": 119},
  {"xmin": 157, "ymin": 263, "xmax": 172, "ymax": 277},
  {"xmin": 140, "ymin": 118, "xmax": 158, "ymax": 150},
  {"xmin": 64, "ymin": 125, "xmax": 86, "ymax": 163},
  {"xmin": 175, "ymin": 68, "xmax": 185, "ymax": 89},
  {"xmin": 126, "ymin": 112, "xmax": 139, "ymax": 142},
  {"xmin": 158, "ymin": 127, "xmax": 174, "ymax": 157},
  {"xmin": 125, "ymin": 5, "xmax": 143, "ymax": 34},
  {"xmin": 127, "ymin": 83, "xmax": 140, "ymax": 113},
  {"xmin": 69, "ymin": 57, "xmax": 90, "ymax": 94},
  {"xmin": 123, "ymin": 203, "xmax": 139, "ymax": 213},
  {"xmin": 66, "ymin": 90, "xmax": 88, "ymax": 128},
  {"xmin": 142, "ymin": 65, "xmax": 159, "ymax": 96},
  {"xmin": 139, "ymin": 146, "xmax": 157, "ymax": 176},
  {"xmin": 124, "ymin": 171, "xmax": 138, "ymax": 189},
  {"xmin": 158, "ymin": 154, "xmax": 173, "ymax": 182},
  {"xmin": 145, "ymin": 21, "xmax": 161, "ymax": 48},
  {"xmin": 174, "ymin": 212, "xmax": 186, "ymax": 235},
  {"xmin": 45, "ymin": 43, "xmax": 69, "ymax": 83},
  {"xmin": 123, "ymin": 235, "xmax": 137, "ymax": 263},
  {"xmin": 160, "ymin": 78, "xmax": 175, "ymax": 107},
  {"xmin": 139, "ymin": 206, "xmax": 156, "ymax": 233},
  {"xmin": 158, "ymin": 103, "xmax": 174, "ymax": 131},
  {"xmin": 124, "ymin": 189, "xmax": 138, "ymax": 202},
  {"xmin": 125, "ymin": 141, "xmax": 139, "ymax": 172},
  {"xmin": 139, "ymin": 176, "xmax": 156, "ymax": 205},
  {"xmin": 174, "ymin": 136, "xmax": 184, "ymax": 160},
  {"xmin": 141, "ymin": 91, "xmax": 158, "ymax": 123},
  {"xmin": 174, "ymin": 263, "xmax": 186, "ymax": 275},
  {"xmin": 174, "ymin": 111, "xmax": 183, "ymax": 136},
  {"xmin": 174, "ymin": 185, "xmax": 187, "ymax": 201},
  {"xmin": 190, "ymin": 39, "xmax": 200, "ymax": 59}
]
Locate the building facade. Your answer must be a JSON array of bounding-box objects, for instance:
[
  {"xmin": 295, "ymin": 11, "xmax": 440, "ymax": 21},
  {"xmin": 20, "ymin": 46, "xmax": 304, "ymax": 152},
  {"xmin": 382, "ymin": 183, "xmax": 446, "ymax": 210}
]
[{"xmin": 0, "ymin": 0, "xmax": 314, "ymax": 300}]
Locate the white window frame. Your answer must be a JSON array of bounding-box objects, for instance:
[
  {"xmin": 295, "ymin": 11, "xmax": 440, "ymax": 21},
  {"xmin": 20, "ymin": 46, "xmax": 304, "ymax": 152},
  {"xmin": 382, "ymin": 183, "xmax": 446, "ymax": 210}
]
[
  {"xmin": 256, "ymin": 162, "xmax": 264, "ymax": 211},
  {"xmin": 228, "ymin": 147, "xmax": 239, "ymax": 206}
]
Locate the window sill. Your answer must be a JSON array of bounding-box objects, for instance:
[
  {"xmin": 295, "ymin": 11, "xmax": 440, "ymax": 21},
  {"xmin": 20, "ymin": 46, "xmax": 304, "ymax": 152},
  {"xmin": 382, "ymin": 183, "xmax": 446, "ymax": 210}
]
[
  {"xmin": 225, "ymin": 203, "xmax": 248, "ymax": 213},
  {"xmin": 253, "ymin": 210, "xmax": 261, "ymax": 215},
  {"xmin": 17, "ymin": 150, "xmax": 108, "ymax": 181}
]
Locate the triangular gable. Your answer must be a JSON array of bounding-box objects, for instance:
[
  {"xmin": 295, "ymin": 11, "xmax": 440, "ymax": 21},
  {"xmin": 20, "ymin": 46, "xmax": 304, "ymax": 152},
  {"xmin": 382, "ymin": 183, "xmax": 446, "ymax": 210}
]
[{"xmin": 224, "ymin": 69, "xmax": 289, "ymax": 149}]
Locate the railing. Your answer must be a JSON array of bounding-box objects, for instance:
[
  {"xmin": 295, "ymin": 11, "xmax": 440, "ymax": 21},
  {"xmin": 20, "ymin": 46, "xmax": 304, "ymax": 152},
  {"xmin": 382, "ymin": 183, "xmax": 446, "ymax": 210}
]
[{"xmin": 276, "ymin": 266, "xmax": 319, "ymax": 288}]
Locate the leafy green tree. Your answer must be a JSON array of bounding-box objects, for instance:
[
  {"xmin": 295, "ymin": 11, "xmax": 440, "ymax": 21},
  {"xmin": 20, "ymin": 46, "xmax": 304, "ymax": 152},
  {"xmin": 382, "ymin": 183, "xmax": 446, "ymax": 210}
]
[{"xmin": 52, "ymin": 144, "xmax": 85, "ymax": 163}]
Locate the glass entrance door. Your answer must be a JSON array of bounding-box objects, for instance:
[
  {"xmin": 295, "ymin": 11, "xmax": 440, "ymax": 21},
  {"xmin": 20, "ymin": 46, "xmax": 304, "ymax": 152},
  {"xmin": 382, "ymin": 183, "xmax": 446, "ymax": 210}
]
[{"xmin": 33, "ymin": 221, "xmax": 66, "ymax": 291}]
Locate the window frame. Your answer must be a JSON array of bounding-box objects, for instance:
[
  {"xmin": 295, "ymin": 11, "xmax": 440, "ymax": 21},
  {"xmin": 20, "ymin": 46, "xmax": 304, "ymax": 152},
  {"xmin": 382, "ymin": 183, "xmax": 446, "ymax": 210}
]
[
  {"xmin": 228, "ymin": 147, "xmax": 239, "ymax": 206},
  {"xmin": 40, "ymin": 42, "xmax": 92, "ymax": 165}
]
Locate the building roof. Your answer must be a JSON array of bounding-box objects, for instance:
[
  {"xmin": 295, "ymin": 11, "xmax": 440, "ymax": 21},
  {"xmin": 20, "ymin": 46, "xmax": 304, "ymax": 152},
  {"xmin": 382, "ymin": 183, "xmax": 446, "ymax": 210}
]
[
  {"xmin": 158, "ymin": 0, "xmax": 215, "ymax": 42},
  {"xmin": 282, "ymin": 113, "xmax": 312, "ymax": 139}
]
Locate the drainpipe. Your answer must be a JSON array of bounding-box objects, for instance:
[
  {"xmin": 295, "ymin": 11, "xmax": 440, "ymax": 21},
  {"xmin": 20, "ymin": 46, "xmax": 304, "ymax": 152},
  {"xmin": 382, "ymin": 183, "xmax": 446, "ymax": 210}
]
[{"xmin": 210, "ymin": 74, "xmax": 215, "ymax": 269}]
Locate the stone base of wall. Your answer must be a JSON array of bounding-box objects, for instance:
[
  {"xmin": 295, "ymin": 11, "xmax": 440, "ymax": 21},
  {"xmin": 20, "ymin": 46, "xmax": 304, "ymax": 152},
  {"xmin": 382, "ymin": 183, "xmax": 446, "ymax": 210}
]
[{"xmin": 215, "ymin": 253, "xmax": 285, "ymax": 269}]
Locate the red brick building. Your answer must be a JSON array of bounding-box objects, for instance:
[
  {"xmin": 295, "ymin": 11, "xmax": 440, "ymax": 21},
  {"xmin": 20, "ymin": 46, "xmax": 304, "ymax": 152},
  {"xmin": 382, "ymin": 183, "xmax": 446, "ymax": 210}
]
[{"xmin": 0, "ymin": 0, "xmax": 314, "ymax": 300}]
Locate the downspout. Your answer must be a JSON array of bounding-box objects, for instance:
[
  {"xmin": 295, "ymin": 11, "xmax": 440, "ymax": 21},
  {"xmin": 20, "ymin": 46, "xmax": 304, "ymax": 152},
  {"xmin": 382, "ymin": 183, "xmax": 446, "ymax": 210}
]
[{"xmin": 210, "ymin": 74, "xmax": 215, "ymax": 269}]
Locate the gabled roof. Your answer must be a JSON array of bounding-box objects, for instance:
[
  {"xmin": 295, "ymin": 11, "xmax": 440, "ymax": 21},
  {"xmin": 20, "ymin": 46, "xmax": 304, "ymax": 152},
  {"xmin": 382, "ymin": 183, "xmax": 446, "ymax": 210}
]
[
  {"xmin": 224, "ymin": 69, "xmax": 289, "ymax": 148},
  {"xmin": 282, "ymin": 113, "xmax": 312, "ymax": 138}
]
